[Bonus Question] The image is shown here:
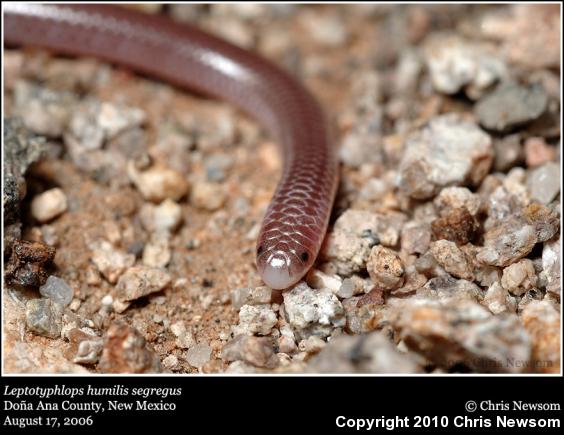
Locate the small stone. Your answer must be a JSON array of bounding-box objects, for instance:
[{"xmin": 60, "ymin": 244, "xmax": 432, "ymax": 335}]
[
  {"xmin": 5, "ymin": 239, "xmax": 55, "ymax": 288},
  {"xmin": 306, "ymin": 269, "xmax": 342, "ymax": 294},
  {"xmin": 221, "ymin": 335, "xmax": 278, "ymax": 368},
  {"xmin": 142, "ymin": 235, "xmax": 171, "ymax": 268},
  {"xmin": 139, "ymin": 199, "xmax": 182, "ymax": 234},
  {"xmin": 127, "ymin": 161, "xmax": 189, "ymax": 202},
  {"xmin": 235, "ymin": 304, "xmax": 278, "ymax": 336},
  {"xmin": 306, "ymin": 332, "xmax": 422, "ymax": 374},
  {"xmin": 389, "ymin": 298, "xmax": 531, "ymax": 373},
  {"xmin": 98, "ymin": 323, "xmax": 161, "ymax": 373},
  {"xmin": 283, "ymin": 282, "xmax": 345, "ymax": 340},
  {"xmin": 541, "ymin": 235, "xmax": 560, "ymax": 298},
  {"xmin": 429, "ymin": 240, "xmax": 473, "ymax": 280},
  {"xmin": 170, "ymin": 322, "xmax": 196, "ymax": 349},
  {"xmin": 434, "ymin": 187, "xmax": 483, "ymax": 217},
  {"xmin": 13, "ymin": 81, "xmax": 75, "ymax": 137},
  {"xmin": 162, "ymin": 355, "xmax": 179, "ymax": 370},
  {"xmin": 298, "ymin": 336, "xmax": 326, "ymax": 354},
  {"xmin": 475, "ymin": 83, "xmax": 548, "ymax": 132},
  {"xmin": 186, "ymin": 343, "xmax": 212, "ymax": 369},
  {"xmin": 39, "ymin": 275, "xmax": 74, "ymax": 307},
  {"xmin": 521, "ymin": 301, "xmax": 560, "ymax": 374},
  {"xmin": 521, "ymin": 203, "xmax": 559, "ymax": 243},
  {"xmin": 477, "ymin": 218, "xmax": 537, "ymax": 267},
  {"xmin": 30, "ymin": 188, "xmax": 67, "ymax": 223},
  {"xmin": 493, "ymin": 134, "xmax": 524, "ymax": 172},
  {"xmin": 116, "ymin": 266, "xmax": 171, "ymax": 306},
  {"xmin": 89, "ymin": 240, "xmax": 135, "ymax": 284},
  {"xmin": 336, "ymin": 277, "xmax": 365, "ymax": 299},
  {"xmin": 423, "ymin": 34, "xmax": 506, "ymax": 97},
  {"xmin": 300, "ymin": 10, "xmax": 348, "ymax": 47},
  {"xmin": 67, "ymin": 328, "xmax": 103, "ymax": 365},
  {"xmin": 366, "ymin": 246, "xmax": 405, "ymax": 290},
  {"xmin": 25, "ymin": 299, "xmax": 63, "ymax": 338},
  {"xmin": 527, "ymin": 162, "xmax": 560, "ymax": 205},
  {"xmin": 500, "ymin": 259, "xmax": 537, "ymax": 296},
  {"xmin": 322, "ymin": 209, "xmax": 406, "ymax": 275},
  {"xmin": 190, "ymin": 181, "xmax": 226, "ymax": 211},
  {"xmin": 401, "ymin": 221, "xmax": 431, "ymax": 255},
  {"xmin": 419, "ymin": 275, "xmax": 482, "ymax": 302},
  {"xmin": 278, "ymin": 335, "xmax": 298, "ymax": 354},
  {"xmin": 524, "ymin": 137, "xmax": 556, "ymax": 168},
  {"xmin": 398, "ymin": 114, "xmax": 492, "ymax": 199},
  {"xmin": 482, "ymin": 281, "xmax": 517, "ymax": 314},
  {"xmin": 431, "ymin": 207, "xmax": 479, "ymax": 245}
]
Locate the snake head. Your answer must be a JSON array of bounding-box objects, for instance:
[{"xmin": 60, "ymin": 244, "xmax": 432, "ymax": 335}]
[{"xmin": 256, "ymin": 243, "xmax": 314, "ymax": 290}]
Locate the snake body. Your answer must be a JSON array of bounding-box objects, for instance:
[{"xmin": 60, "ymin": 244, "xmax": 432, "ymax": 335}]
[{"xmin": 5, "ymin": 4, "xmax": 339, "ymax": 289}]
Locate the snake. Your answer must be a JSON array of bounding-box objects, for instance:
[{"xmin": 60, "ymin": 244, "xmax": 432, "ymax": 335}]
[{"xmin": 4, "ymin": 4, "xmax": 339, "ymax": 290}]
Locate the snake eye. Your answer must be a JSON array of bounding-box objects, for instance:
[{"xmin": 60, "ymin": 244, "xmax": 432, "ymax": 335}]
[
  {"xmin": 300, "ymin": 252, "xmax": 309, "ymax": 262},
  {"xmin": 257, "ymin": 245, "xmax": 264, "ymax": 256}
]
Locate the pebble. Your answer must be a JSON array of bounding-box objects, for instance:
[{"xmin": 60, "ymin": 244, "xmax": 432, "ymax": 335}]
[
  {"xmin": 482, "ymin": 281, "xmax": 517, "ymax": 314},
  {"xmin": 170, "ymin": 322, "xmax": 196, "ymax": 349},
  {"xmin": 476, "ymin": 217, "xmax": 537, "ymax": 267},
  {"xmin": 401, "ymin": 221, "xmax": 431, "ymax": 255},
  {"xmin": 500, "ymin": 259, "xmax": 537, "ymax": 296},
  {"xmin": 541, "ymin": 235, "xmax": 560, "ymax": 298},
  {"xmin": 389, "ymin": 298, "xmax": 531, "ymax": 373},
  {"xmin": 30, "ymin": 188, "xmax": 68, "ymax": 223},
  {"xmin": 398, "ymin": 114, "xmax": 492, "ymax": 199},
  {"xmin": 185, "ymin": 343, "xmax": 212, "ymax": 369},
  {"xmin": 521, "ymin": 301, "xmax": 560, "ymax": 374},
  {"xmin": 322, "ymin": 209, "xmax": 406, "ymax": 275},
  {"xmin": 139, "ymin": 199, "xmax": 183, "ymax": 234},
  {"xmin": 434, "ymin": 187, "xmax": 483, "ymax": 217},
  {"xmin": 429, "ymin": 240, "xmax": 474, "ymax": 281},
  {"xmin": 423, "ymin": 34, "xmax": 506, "ymax": 98},
  {"xmin": 474, "ymin": 83, "xmax": 548, "ymax": 132},
  {"xmin": 366, "ymin": 246, "xmax": 405, "ymax": 290},
  {"xmin": 13, "ymin": 81, "xmax": 75, "ymax": 137},
  {"xmin": 278, "ymin": 335, "xmax": 298, "ymax": 354},
  {"xmin": 493, "ymin": 134, "xmax": 523, "ymax": 172},
  {"xmin": 283, "ymin": 282, "xmax": 346, "ymax": 340},
  {"xmin": 526, "ymin": 162, "xmax": 560, "ymax": 205},
  {"xmin": 431, "ymin": 207, "xmax": 479, "ymax": 245},
  {"xmin": 67, "ymin": 100, "xmax": 145, "ymax": 151},
  {"xmin": 336, "ymin": 277, "xmax": 366, "ymax": 299},
  {"xmin": 221, "ymin": 335, "xmax": 278, "ymax": 368},
  {"xmin": 419, "ymin": 275, "xmax": 482, "ymax": 302},
  {"xmin": 298, "ymin": 336, "xmax": 326, "ymax": 354},
  {"xmin": 306, "ymin": 332, "xmax": 421, "ymax": 374},
  {"xmin": 39, "ymin": 275, "xmax": 74, "ymax": 307},
  {"xmin": 306, "ymin": 269, "xmax": 342, "ymax": 294},
  {"xmin": 25, "ymin": 299, "xmax": 63, "ymax": 338},
  {"xmin": 230, "ymin": 286, "xmax": 272, "ymax": 309},
  {"xmin": 67, "ymin": 328, "xmax": 104, "ymax": 365},
  {"xmin": 127, "ymin": 161, "xmax": 189, "ymax": 202},
  {"xmin": 162, "ymin": 355, "xmax": 180, "ymax": 371},
  {"xmin": 89, "ymin": 240, "xmax": 135, "ymax": 284},
  {"xmin": 235, "ymin": 304, "xmax": 278, "ymax": 336},
  {"xmin": 98, "ymin": 323, "xmax": 162, "ymax": 373},
  {"xmin": 300, "ymin": 10, "xmax": 348, "ymax": 47},
  {"xmin": 189, "ymin": 180, "xmax": 227, "ymax": 211},
  {"xmin": 524, "ymin": 137, "xmax": 556, "ymax": 168},
  {"xmin": 142, "ymin": 235, "xmax": 171, "ymax": 268},
  {"xmin": 480, "ymin": 5, "xmax": 560, "ymax": 69},
  {"xmin": 115, "ymin": 266, "xmax": 171, "ymax": 310}
]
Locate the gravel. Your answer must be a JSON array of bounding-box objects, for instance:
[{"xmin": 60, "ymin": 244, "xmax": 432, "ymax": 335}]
[
  {"xmin": 25, "ymin": 299, "xmax": 64, "ymax": 338},
  {"xmin": 398, "ymin": 114, "xmax": 493, "ymax": 199},
  {"xmin": 39, "ymin": 275, "xmax": 74, "ymax": 307}
]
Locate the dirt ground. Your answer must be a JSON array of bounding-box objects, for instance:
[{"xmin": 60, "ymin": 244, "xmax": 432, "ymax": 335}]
[{"xmin": 3, "ymin": 4, "xmax": 561, "ymax": 374}]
